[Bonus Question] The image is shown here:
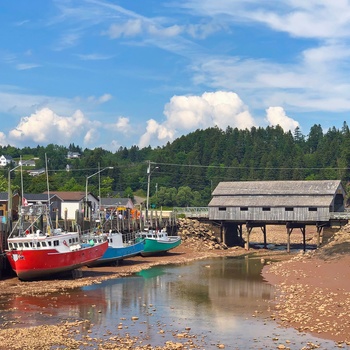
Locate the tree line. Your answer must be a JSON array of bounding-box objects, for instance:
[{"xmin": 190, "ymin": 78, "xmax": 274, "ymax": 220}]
[{"xmin": 1, "ymin": 122, "xmax": 350, "ymax": 207}]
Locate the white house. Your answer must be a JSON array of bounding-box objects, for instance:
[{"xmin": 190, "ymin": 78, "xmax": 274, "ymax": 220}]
[
  {"xmin": 44, "ymin": 191, "xmax": 99, "ymax": 220},
  {"xmin": 0, "ymin": 155, "xmax": 14, "ymax": 167},
  {"xmin": 67, "ymin": 151, "xmax": 81, "ymax": 159}
]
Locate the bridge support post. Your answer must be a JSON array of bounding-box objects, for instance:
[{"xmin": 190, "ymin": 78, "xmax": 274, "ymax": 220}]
[
  {"xmin": 220, "ymin": 223, "xmax": 226, "ymax": 245},
  {"xmin": 246, "ymin": 226, "xmax": 251, "ymax": 250},
  {"xmin": 286, "ymin": 223, "xmax": 306, "ymax": 253},
  {"xmin": 316, "ymin": 224, "xmax": 324, "ymax": 247},
  {"xmin": 245, "ymin": 222, "xmax": 267, "ymax": 250}
]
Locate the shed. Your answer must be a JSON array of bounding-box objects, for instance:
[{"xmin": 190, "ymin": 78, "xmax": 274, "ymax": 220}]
[
  {"xmin": 23, "ymin": 193, "xmax": 63, "ymax": 219},
  {"xmin": 208, "ymin": 180, "xmax": 345, "ymax": 223}
]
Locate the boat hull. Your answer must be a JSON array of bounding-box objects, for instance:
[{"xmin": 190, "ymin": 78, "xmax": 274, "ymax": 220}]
[
  {"xmin": 6, "ymin": 241, "xmax": 108, "ymax": 280},
  {"xmin": 141, "ymin": 236, "xmax": 181, "ymax": 256},
  {"xmin": 88, "ymin": 240, "xmax": 145, "ymax": 266}
]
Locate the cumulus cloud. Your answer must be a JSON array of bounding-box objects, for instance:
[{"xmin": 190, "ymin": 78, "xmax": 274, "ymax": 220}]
[
  {"xmin": 84, "ymin": 128, "xmax": 99, "ymax": 145},
  {"xmin": 139, "ymin": 91, "xmax": 255, "ymax": 148},
  {"xmin": 115, "ymin": 116, "xmax": 130, "ymax": 132},
  {"xmin": 265, "ymin": 106, "xmax": 299, "ymax": 131},
  {"xmin": 9, "ymin": 108, "xmax": 91, "ymax": 145},
  {"xmin": 0, "ymin": 132, "xmax": 8, "ymax": 146}
]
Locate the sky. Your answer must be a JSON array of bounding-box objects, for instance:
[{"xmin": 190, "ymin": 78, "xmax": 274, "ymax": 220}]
[{"xmin": 1, "ymin": 0, "xmax": 350, "ymax": 152}]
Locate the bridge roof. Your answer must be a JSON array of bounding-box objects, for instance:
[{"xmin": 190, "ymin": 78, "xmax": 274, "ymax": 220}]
[
  {"xmin": 209, "ymin": 195, "xmax": 334, "ymax": 207},
  {"xmin": 209, "ymin": 180, "xmax": 344, "ymax": 207}
]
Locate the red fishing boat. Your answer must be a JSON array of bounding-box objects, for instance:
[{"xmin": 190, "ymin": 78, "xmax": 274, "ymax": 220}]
[{"xmin": 6, "ymin": 204, "xmax": 108, "ymax": 280}]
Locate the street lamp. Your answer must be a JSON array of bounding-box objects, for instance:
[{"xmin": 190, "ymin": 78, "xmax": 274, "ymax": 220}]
[
  {"xmin": 85, "ymin": 166, "xmax": 113, "ymax": 219},
  {"xmin": 146, "ymin": 161, "xmax": 159, "ymax": 222}
]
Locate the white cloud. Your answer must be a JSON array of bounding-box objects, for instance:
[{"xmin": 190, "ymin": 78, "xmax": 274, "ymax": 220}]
[
  {"xmin": 16, "ymin": 63, "xmax": 40, "ymax": 71},
  {"xmin": 106, "ymin": 19, "xmax": 143, "ymax": 38},
  {"xmin": 115, "ymin": 116, "xmax": 130, "ymax": 132},
  {"xmin": 265, "ymin": 106, "xmax": 299, "ymax": 131},
  {"xmin": 184, "ymin": 1, "xmax": 350, "ymax": 40},
  {"xmin": 0, "ymin": 132, "xmax": 8, "ymax": 146},
  {"xmin": 105, "ymin": 18, "xmax": 220, "ymax": 40},
  {"xmin": 139, "ymin": 91, "xmax": 255, "ymax": 147},
  {"xmin": 9, "ymin": 108, "xmax": 90, "ymax": 145},
  {"xmin": 98, "ymin": 94, "xmax": 112, "ymax": 103},
  {"xmin": 84, "ymin": 128, "xmax": 99, "ymax": 145},
  {"xmin": 86, "ymin": 94, "xmax": 113, "ymax": 104},
  {"xmin": 248, "ymin": 2, "xmax": 350, "ymax": 40}
]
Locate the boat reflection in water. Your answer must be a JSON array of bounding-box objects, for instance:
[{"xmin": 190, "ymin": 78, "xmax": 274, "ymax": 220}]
[{"xmin": 0, "ymin": 256, "xmax": 337, "ymax": 349}]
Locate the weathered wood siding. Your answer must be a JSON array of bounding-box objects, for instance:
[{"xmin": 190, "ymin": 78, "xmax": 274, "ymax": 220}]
[
  {"xmin": 208, "ymin": 180, "xmax": 345, "ymax": 223},
  {"xmin": 208, "ymin": 206, "xmax": 331, "ymax": 222}
]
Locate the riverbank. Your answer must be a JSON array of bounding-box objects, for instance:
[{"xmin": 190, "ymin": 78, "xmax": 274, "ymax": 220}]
[
  {"xmin": 0, "ymin": 223, "xmax": 349, "ymax": 349},
  {"xmin": 262, "ymin": 224, "xmax": 350, "ymax": 346}
]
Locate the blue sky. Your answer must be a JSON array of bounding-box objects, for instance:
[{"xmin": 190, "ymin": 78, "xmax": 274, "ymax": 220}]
[{"xmin": 1, "ymin": 0, "xmax": 350, "ymax": 152}]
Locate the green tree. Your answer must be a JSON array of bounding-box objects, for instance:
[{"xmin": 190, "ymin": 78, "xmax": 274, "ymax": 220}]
[{"xmin": 176, "ymin": 186, "xmax": 193, "ymax": 207}]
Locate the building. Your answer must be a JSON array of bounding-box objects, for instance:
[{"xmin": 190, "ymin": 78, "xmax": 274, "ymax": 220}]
[
  {"xmin": 28, "ymin": 168, "xmax": 46, "ymax": 177},
  {"xmin": 208, "ymin": 180, "xmax": 347, "ymax": 250},
  {"xmin": 67, "ymin": 151, "xmax": 81, "ymax": 159},
  {"xmin": 45, "ymin": 191, "xmax": 99, "ymax": 220},
  {"xmin": 23, "ymin": 193, "xmax": 63, "ymax": 219},
  {"xmin": 0, "ymin": 155, "xmax": 14, "ymax": 167},
  {"xmin": 100, "ymin": 197, "xmax": 134, "ymax": 219},
  {"xmin": 209, "ymin": 180, "xmax": 345, "ymax": 223},
  {"xmin": 19, "ymin": 159, "xmax": 36, "ymax": 167}
]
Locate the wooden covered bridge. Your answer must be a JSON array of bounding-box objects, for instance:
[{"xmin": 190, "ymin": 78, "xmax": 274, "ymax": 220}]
[{"xmin": 208, "ymin": 180, "xmax": 349, "ymax": 251}]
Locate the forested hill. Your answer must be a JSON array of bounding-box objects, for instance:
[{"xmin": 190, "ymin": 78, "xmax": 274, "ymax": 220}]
[{"xmin": 1, "ymin": 123, "xmax": 350, "ymax": 207}]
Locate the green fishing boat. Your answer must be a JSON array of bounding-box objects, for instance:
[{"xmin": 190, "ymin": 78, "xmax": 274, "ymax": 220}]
[{"xmin": 137, "ymin": 228, "xmax": 181, "ymax": 256}]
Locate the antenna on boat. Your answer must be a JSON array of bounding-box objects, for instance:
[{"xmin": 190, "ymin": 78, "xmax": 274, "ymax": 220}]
[{"xmin": 45, "ymin": 153, "xmax": 50, "ymax": 209}]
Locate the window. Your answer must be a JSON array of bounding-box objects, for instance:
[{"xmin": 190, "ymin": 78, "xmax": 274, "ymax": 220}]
[
  {"xmin": 54, "ymin": 240, "xmax": 59, "ymax": 246},
  {"xmin": 218, "ymin": 207, "xmax": 226, "ymax": 211},
  {"xmin": 308, "ymin": 207, "xmax": 317, "ymax": 212},
  {"xmin": 285, "ymin": 207, "xmax": 294, "ymax": 211},
  {"xmin": 262, "ymin": 207, "xmax": 271, "ymax": 211},
  {"xmin": 240, "ymin": 207, "xmax": 248, "ymax": 211},
  {"xmin": 24, "ymin": 242, "xmax": 29, "ymax": 248}
]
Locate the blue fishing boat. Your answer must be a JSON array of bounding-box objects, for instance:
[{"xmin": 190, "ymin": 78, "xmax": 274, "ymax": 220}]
[{"xmin": 87, "ymin": 231, "xmax": 144, "ymax": 266}]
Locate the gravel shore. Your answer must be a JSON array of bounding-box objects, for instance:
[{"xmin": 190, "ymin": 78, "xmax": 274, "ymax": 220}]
[{"xmin": 0, "ymin": 222, "xmax": 349, "ymax": 349}]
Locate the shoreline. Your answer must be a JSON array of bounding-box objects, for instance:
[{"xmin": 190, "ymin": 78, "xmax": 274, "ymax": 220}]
[{"xmin": 0, "ymin": 226, "xmax": 349, "ymax": 348}]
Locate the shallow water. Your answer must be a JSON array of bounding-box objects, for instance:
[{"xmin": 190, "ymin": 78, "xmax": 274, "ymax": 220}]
[{"xmin": 0, "ymin": 255, "xmax": 338, "ymax": 349}]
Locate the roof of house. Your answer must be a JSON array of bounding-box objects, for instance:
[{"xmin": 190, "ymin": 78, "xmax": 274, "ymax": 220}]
[
  {"xmin": 101, "ymin": 197, "xmax": 133, "ymax": 208},
  {"xmin": 0, "ymin": 192, "xmax": 9, "ymax": 201},
  {"xmin": 1, "ymin": 155, "xmax": 13, "ymax": 160},
  {"xmin": 209, "ymin": 180, "xmax": 344, "ymax": 207},
  {"xmin": 43, "ymin": 191, "xmax": 96, "ymax": 201},
  {"xmin": 24, "ymin": 193, "xmax": 62, "ymax": 201}
]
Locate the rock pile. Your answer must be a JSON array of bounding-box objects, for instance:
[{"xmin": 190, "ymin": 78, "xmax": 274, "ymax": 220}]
[{"xmin": 177, "ymin": 218, "xmax": 228, "ymax": 251}]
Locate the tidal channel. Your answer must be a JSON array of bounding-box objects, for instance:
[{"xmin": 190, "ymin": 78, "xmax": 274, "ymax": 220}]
[{"xmin": 0, "ymin": 255, "xmax": 338, "ymax": 349}]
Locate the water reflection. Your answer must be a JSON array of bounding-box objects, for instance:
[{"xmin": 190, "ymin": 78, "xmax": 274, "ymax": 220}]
[{"xmin": 0, "ymin": 256, "xmax": 337, "ymax": 349}]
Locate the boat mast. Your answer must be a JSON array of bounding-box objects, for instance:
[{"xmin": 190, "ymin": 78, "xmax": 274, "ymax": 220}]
[
  {"xmin": 20, "ymin": 155, "xmax": 24, "ymax": 206},
  {"xmin": 45, "ymin": 153, "xmax": 50, "ymax": 207}
]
